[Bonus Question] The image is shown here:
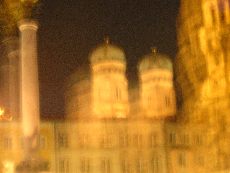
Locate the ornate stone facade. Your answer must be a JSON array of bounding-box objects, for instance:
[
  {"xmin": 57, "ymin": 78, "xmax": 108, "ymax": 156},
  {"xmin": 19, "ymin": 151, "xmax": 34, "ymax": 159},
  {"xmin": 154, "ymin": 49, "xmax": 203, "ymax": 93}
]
[{"xmin": 1, "ymin": 1, "xmax": 230, "ymax": 173}]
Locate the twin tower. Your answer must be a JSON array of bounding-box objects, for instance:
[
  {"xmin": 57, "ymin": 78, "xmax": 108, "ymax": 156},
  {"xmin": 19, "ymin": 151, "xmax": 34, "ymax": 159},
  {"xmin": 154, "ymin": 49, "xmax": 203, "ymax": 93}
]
[{"xmin": 65, "ymin": 41, "xmax": 176, "ymax": 120}]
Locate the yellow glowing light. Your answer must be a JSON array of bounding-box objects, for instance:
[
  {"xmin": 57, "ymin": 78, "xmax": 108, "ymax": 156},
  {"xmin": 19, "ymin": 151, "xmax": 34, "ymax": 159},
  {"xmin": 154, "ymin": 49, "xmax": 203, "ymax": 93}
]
[
  {"xmin": 0, "ymin": 107, "xmax": 12, "ymax": 121},
  {"xmin": 20, "ymin": 0, "xmax": 39, "ymax": 4},
  {"xmin": 0, "ymin": 107, "xmax": 5, "ymax": 116},
  {"xmin": 3, "ymin": 160, "xmax": 14, "ymax": 173}
]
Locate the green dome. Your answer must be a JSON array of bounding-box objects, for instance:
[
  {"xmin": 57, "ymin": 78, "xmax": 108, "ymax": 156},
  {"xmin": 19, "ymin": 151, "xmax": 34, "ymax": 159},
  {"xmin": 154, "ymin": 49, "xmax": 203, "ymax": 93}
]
[
  {"xmin": 139, "ymin": 52, "xmax": 173, "ymax": 72},
  {"xmin": 90, "ymin": 43, "xmax": 126, "ymax": 64}
]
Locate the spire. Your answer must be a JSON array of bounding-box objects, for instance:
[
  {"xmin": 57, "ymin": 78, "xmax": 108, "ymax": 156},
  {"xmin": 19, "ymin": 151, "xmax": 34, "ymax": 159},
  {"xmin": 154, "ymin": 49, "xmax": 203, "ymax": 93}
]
[
  {"xmin": 151, "ymin": 47, "xmax": 158, "ymax": 61},
  {"xmin": 104, "ymin": 36, "xmax": 110, "ymax": 45},
  {"xmin": 151, "ymin": 47, "xmax": 157, "ymax": 55}
]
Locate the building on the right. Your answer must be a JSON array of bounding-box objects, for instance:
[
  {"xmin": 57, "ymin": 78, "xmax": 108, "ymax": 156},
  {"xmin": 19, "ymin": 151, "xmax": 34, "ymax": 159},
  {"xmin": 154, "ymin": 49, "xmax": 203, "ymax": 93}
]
[{"xmin": 174, "ymin": 0, "xmax": 230, "ymax": 172}]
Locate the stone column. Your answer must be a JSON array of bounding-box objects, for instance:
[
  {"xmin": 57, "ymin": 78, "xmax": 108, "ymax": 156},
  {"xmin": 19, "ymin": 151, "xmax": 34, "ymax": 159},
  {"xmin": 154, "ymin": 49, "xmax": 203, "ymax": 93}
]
[
  {"xmin": 18, "ymin": 19, "xmax": 40, "ymax": 159},
  {"xmin": 3, "ymin": 37, "xmax": 20, "ymax": 120}
]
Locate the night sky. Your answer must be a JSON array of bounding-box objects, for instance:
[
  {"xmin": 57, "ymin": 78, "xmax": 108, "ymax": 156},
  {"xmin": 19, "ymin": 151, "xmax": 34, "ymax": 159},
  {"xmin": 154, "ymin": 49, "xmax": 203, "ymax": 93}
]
[{"xmin": 37, "ymin": 0, "xmax": 180, "ymax": 118}]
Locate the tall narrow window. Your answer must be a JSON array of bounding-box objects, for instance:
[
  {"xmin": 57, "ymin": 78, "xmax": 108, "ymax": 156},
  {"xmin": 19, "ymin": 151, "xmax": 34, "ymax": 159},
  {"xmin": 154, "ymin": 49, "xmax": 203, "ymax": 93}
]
[
  {"xmin": 101, "ymin": 135, "xmax": 112, "ymax": 148},
  {"xmin": 122, "ymin": 160, "xmax": 130, "ymax": 173},
  {"xmin": 102, "ymin": 158, "xmax": 110, "ymax": 173},
  {"xmin": 80, "ymin": 158, "xmax": 90, "ymax": 173},
  {"xmin": 120, "ymin": 134, "xmax": 129, "ymax": 148},
  {"xmin": 58, "ymin": 132, "xmax": 68, "ymax": 148},
  {"xmin": 211, "ymin": 6, "xmax": 216, "ymax": 25},
  {"xmin": 148, "ymin": 96, "xmax": 152, "ymax": 105},
  {"xmin": 39, "ymin": 135, "xmax": 46, "ymax": 149},
  {"xmin": 133, "ymin": 134, "xmax": 142, "ymax": 148},
  {"xmin": 100, "ymin": 80, "xmax": 111, "ymax": 101},
  {"xmin": 169, "ymin": 132, "xmax": 176, "ymax": 145},
  {"xmin": 21, "ymin": 137, "xmax": 24, "ymax": 149},
  {"xmin": 3, "ymin": 137, "xmax": 12, "ymax": 150},
  {"xmin": 181, "ymin": 134, "xmax": 189, "ymax": 145},
  {"xmin": 136, "ymin": 159, "xmax": 144, "ymax": 173},
  {"xmin": 195, "ymin": 155, "xmax": 204, "ymax": 167},
  {"xmin": 195, "ymin": 134, "xmax": 203, "ymax": 145},
  {"xmin": 150, "ymin": 133, "xmax": 158, "ymax": 147},
  {"xmin": 165, "ymin": 96, "xmax": 171, "ymax": 107},
  {"xmin": 79, "ymin": 134, "xmax": 89, "ymax": 148},
  {"xmin": 152, "ymin": 156, "xmax": 159, "ymax": 173},
  {"xmin": 115, "ymin": 87, "xmax": 121, "ymax": 100},
  {"xmin": 59, "ymin": 159, "xmax": 69, "ymax": 173},
  {"xmin": 218, "ymin": 0, "xmax": 226, "ymax": 22},
  {"xmin": 178, "ymin": 152, "xmax": 186, "ymax": 167}
]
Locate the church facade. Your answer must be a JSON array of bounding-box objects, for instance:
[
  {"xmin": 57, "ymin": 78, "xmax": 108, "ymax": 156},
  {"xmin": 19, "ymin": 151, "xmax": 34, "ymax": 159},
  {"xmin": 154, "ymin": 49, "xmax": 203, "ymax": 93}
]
[{"xmin": 0, "ymin": 0, "xmax": 230, "ymax": 173}]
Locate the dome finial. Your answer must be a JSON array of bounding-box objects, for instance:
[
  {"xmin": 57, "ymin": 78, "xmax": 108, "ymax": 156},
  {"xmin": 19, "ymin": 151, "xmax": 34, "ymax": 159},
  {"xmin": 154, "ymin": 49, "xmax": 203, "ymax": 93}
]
[
  {"xmin": 104, "ymin": 36, "xmax": 110, "ymax": 45},
  {"xmin": 151, "ymin": 47, "xmax": 157, "ymax": 55}
]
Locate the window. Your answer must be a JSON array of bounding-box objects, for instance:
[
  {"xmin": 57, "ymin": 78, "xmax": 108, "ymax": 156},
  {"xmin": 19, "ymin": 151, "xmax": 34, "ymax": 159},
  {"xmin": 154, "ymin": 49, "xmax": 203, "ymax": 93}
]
[
  {"xmin": 150, "ymin": 133, "xmax": 158, "ymax": 147},
  {"xmin": 3, "ymin": 137, "xmax": 12, "ymax": 150},
  {"xmin": 120, "ymin": 134, "xmax": 129, "ymax": 148},
  {"xmin": 137, "ymin": 159, "xmax": 148, "ymax": 173},
  {"xmin": 59, "ymin": 159, "xmax": 69, "ymax": 173},
  {"xmin": 115, "ymin": 87, "xmax": 121, "ymax": 100},
  {"xmin": 133, "ymin": 134, "xmax": 142, "ymax": 148},
  {"xmin": 39, "ymin": 135, "xmax": 46, "ymax": 149},
  {"xmin": 178, "ymin": 152, "xmax": 186, "ymax": 167},
  {"xmin": 58, "ymin": 133, "xmax": 68, "ymax": 148},
  {"xmin": 20, "ymin": 137, "xmax": 25, "ymax": 149},
  {"xmin": 218, "ymin": 0, "xmax": 226, "ymax": 22},
  {"xmin": 122, "ymin": 160, "xmax": 130, "ymax": 173},
  {"xmin": 194, "ymin": 134, "xmax": 203, "ymax": 145},
  {"xmin": 136, "ymin": 160, "xmax": 143, "ymax": 173},
  {"xmin": 195, "ymin": 155, "xmax": 204, "ymax": 167},
  {"xmin": 165, "ymin": 96, "xmax": 171, "ymax": 107},
  {"xmin": 101, "ymin": 81, "xmax": 111, "ymax": 101},
  {"xmin": 180, "ymin": 134, "xmax": 189, "ymax": 145},
  {"xmin": 79, "ymin": 134, "xmax": 89, "ymax": 148},
  {"xmin": 148, "ymin": 96, "xmax": 152, "ymax": 105},
  {"xmin": 211, "ymin": 6, "xmax": 216, "ymax": 25},
  {"xmin": 101, "ymin": 158, "xmax": 110, "ymax": 173},
  {"xmin": 169, "ymin": 132, "xmax": 176, "ymax": 145},
  {"xmin": 152, "ymin": 156, "xmax": 159, "ymax": 173},
  {"xmin": 80, "ymin": 158, "xmax": 90, "ymax": 173},
  {"xmin": 101, "ymin": 135, "xmax": 112, "ymax": 148}
]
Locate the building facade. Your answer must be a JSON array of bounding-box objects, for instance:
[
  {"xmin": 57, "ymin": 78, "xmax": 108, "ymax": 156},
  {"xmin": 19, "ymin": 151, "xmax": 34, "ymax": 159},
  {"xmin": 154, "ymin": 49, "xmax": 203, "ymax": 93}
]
[{"xmin": 1, "ymin": 0, "xmax": 230, "ymax": 173}]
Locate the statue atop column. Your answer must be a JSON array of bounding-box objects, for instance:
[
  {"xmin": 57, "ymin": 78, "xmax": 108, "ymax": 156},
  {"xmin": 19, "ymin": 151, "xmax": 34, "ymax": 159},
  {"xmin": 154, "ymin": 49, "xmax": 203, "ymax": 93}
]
[{"xmin": 0, "ymin": 0, "xmax": 39, "ymax": 37}]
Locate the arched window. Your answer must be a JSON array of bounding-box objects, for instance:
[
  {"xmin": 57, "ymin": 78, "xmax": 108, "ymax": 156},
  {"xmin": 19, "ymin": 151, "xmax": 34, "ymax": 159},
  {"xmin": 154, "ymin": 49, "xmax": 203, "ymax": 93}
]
[
  {"xmin": 101, "ymin": 158, "xmax": 110, "ymax": 173},
  {"xmin": 218, "ymin": 0, "xmax": 226, "ymax": 23},
  {"xmin": 152, "ymin": 155, "xmax": 160, "ymax": 173},
  {"xmin": 211, "ymin": 6, "xmax": 216, "ymax": 25},
  {"xmin": 178, "ymin": 152, "xmax": 186, "ymax": 167},
  {"xmin": 99, "ymin": 80, "xmax": 111, "ymax": 101},
  {"xmin": 115, "ymin": 87, "xmax": 121, "ymax": 100},
  {"xmin": 165, "ymin": 95, "xmax": 171, "ymax": 107}
]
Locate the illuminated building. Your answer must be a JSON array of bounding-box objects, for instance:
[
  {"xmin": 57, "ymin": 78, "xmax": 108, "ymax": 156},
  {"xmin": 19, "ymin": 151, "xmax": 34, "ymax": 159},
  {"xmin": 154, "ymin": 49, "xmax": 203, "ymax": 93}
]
[
  {"xmin": 175, "ymin": 0, "xmax": 230, "ymax": 172},
  {"xmin": 62, "ymin": 41, "xmax": 176, "ymax": 173},
  {"xmin": 0, "ymin": 0, "xmax": 230, "ymax": 173},
  {"xmin": 90, "ymin": 40, "xmax": 129, "ymax": 118},
  {"xmin": 0, "ymin": 37, "xmax": 19, "ymax": 121},
  {"xmin": 139, "ymin": 48, "xmax": 176, "ymax": 118}
]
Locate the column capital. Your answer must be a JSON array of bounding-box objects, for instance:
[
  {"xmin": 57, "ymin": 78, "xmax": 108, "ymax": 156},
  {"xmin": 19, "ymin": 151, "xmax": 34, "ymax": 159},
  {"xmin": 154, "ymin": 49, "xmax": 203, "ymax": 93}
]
[{"xmin": 18, "ymin": 19, "xmax": 38, "ymax": 31}]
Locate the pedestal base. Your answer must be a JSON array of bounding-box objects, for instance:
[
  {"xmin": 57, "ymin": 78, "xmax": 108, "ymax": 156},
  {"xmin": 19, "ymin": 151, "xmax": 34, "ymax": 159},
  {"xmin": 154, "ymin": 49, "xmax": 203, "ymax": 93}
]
[{"xmin": 16, "ymin": 159, "xmax": 49, "ymax": 173}]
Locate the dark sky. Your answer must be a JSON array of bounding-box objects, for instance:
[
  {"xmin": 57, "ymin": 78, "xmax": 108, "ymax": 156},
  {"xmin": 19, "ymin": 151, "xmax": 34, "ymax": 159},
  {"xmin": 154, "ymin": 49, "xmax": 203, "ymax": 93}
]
[{"xmin": 37, "ymin": 0, "xmax": 180, "ymax": 118}]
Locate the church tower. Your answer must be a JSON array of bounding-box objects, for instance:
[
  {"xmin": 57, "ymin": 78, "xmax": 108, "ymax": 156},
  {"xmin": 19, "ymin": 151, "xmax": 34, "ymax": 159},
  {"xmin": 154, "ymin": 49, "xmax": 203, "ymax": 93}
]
[
  {"xmin": 176, "ymin": 0, "xmax": 230, "ymax": 171},
  {"xmin": 90, "ymin": 39, "xmax": 129, "ymax": 118},
  {"xmin": 176, "ymin": 0, "xmax": 230, "ymax": 121},
  {"xmin": 138, "ymin": 49, "xmax": 176, "ymax": 118}
]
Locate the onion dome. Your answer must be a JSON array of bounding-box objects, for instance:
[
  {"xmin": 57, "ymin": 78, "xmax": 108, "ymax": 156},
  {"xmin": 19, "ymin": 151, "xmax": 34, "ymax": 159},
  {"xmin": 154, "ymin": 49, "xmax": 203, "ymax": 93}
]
[
  {"xmin": 90, "ymin": 38, "xmax": 126, "ymax": 64},
  {"xmin": 138, "ymin": 48, "xmax": 173, "ymax": 72}
]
